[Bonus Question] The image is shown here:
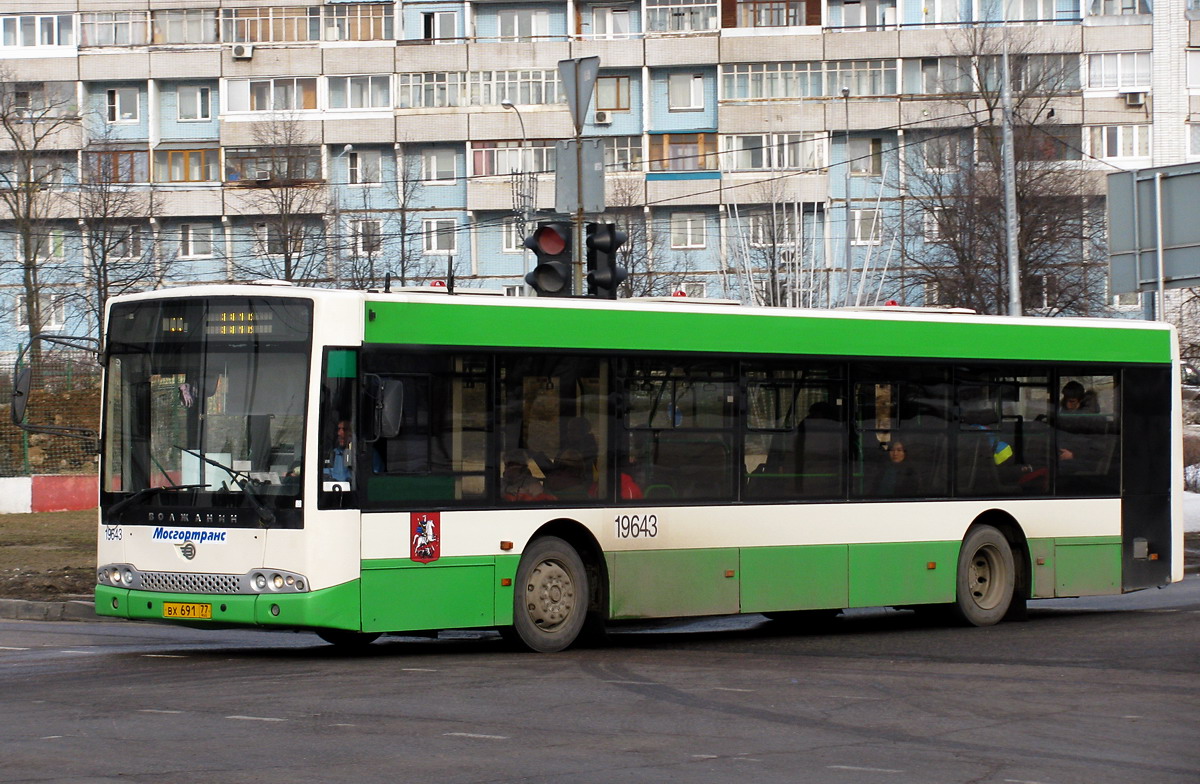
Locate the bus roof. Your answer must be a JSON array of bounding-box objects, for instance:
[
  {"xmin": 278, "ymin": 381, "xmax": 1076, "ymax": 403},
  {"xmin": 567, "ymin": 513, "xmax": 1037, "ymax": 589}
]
[{"xmin": 113, "ymin": 284, "xmax": 1175, "ymax": 365}]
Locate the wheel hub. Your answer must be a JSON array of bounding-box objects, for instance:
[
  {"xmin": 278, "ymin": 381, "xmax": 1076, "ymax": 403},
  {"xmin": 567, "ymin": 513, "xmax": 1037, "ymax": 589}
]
[{"xmin": 526, "ymin": 559, "xmax": 576, "ymax": 630}]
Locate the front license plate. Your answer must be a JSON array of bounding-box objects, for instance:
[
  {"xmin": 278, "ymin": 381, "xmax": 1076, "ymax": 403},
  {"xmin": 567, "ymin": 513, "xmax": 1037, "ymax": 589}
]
[{"xmin": 162, "ymin": 602, "xmax": 212, "ymax": 620}]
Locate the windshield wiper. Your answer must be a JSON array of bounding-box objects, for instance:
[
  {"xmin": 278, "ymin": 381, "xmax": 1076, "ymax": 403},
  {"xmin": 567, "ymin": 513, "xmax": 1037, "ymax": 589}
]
[
  {"xmin": 107, "ymin": 484, "xmax": 211, "ymax": 521},
  {"xmin": 173, "ymin": 446, "xmax": 276, "ymax": 526}
]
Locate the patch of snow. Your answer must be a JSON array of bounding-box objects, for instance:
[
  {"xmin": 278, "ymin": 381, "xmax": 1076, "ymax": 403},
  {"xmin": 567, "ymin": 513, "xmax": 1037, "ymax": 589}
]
[{"xmin": 1184, "ymin": 491, "xmax": 1200, "ymax": 533}]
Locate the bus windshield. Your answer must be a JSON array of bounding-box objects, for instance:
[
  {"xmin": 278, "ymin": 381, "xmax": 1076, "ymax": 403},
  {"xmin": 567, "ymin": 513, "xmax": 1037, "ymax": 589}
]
[{"xmin": 102, "ymin": 297, "xmax": 312, "ymax": 528}]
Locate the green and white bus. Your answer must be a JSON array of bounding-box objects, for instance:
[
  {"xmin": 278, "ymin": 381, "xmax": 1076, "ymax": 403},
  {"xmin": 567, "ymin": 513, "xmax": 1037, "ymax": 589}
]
[{"xmin": 83, "ymin": 283, "xmax": 1180, "ymax": 651}]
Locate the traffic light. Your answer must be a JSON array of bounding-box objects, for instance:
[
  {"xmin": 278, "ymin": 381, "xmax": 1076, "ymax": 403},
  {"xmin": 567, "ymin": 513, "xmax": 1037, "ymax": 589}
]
[
  {"xmin": 523, "ymin": 222, "xmax": 573, "ymax": 297},
  {"xmin": 585, "ymin": 223, "xmax": 629, "ymax": 299}
]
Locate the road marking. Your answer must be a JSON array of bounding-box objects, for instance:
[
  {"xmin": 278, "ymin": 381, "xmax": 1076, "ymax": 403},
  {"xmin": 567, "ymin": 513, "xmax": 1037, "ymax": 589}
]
[
  {"xmin": 142, "ymin": 654, "xmax": 187, "ymax": 658},
  {"xmin": 138, "ymin": 710, "xmax": 183, "ymax": 715},
  {"xmin": 0, "ymin": 646, "xmax": 30, "ymax": 651},
  {"xmin": 329, "ymin": 723, "xmax": 356, "ymax": 727},
  {"xmin": 1122, "ymin": 715, "xmax": 1143, "ymax": 720},
  {"xmin": 828, "ymin": 765, "xmax": 903, "ymax": 774},
  {"xmin": 711, "ymin": 687, "xmax": 755, "ymax": 693},
  {"xmin": 444, "ymin": 732, "xmax": 509, "ymax": 740},
  {"xmin": 226, "ymin": 715, "xmax": 286, "ymax": 722},
  {"xmin": 40, "ymin": 736, "xmax": 64, "ymax": 740},
  {"xmin": 1004, "ymin": 779, "xmax": 1055, "ymax": 784},
  {"xmin": 603, "ymin": 680, "xmax": 658, "ymax": 685},
  {"xmin": 402, "ymin": 668, "xmax": 438, "ymax": 672},
  {"xmin": 59, "ymin": 650, "xmax": 95, "ymax": 655}
]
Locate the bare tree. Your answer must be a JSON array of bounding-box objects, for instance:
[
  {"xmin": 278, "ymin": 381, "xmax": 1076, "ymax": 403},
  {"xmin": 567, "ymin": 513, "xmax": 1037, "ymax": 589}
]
[
  {"xmin": 0, "ymin": 71, "xmax": 80, "ymax": 344},
  {"xmin": 726, "ymin": 177, "xmax": 825, "ymax": 307},
  {"xmin": 895, "ymin": 27, "xmax": 1107, "ymax": 315},
  {"xmin": 606, "ymin": 177, "xmax": 695, "ymax": 297},
  {"xmin": 70, "ymin": 132, "xmax": 165, "ymax": 344},
  {"xmin": 228, "ymin": 113, "xmax": 331, "ymax": 283}
]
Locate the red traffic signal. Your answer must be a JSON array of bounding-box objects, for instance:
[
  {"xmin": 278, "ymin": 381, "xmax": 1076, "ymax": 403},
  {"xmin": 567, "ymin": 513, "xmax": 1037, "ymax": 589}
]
[{"xmin": 524, "ymin": 221, "xmax": 573, "ymax": 297}]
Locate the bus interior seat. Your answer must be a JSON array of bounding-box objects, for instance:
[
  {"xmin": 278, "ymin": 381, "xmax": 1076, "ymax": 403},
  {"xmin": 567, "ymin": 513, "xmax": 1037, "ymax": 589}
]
[{"xmin": 652, "ymin": 432, "xmax": 732, "ymax": 499}]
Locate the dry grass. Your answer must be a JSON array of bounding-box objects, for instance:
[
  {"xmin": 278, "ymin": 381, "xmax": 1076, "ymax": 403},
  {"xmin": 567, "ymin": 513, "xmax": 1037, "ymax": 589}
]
[{"xmin": 0, "ymin": 509, "xmax": 96, "ymax": 600}]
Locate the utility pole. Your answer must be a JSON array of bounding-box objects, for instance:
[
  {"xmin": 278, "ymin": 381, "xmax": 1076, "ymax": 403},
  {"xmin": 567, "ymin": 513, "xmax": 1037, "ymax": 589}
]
[{"xmin": 1000, "ymin": 18, "xmax": 1021, "ymax": 316}]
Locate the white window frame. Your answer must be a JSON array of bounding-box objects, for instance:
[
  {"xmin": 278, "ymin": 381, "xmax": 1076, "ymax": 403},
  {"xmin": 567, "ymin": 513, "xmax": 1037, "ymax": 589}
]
[
  {"xmin": 423, "ymin": 218, "xmax": 457, "ymax": 254},
  {"xmin": 255, "ymin": 222, "xmax": 303, "ymax": 257},
  {"xmin": 1088, "ymin": 124, "xmax": 1151, "ymax": 160},
  {"xmin": 1089, "ymin": 52, "xmax": 1151, "ymax": 90},
  {"xmin": 81, "ymin": 11, "xmax": 149, "ymax": 46},
  {"xmin": 924, "ymin": 135, "xmax": 958, "ymax": 171},
  {"xmin": 423, "ymin": 10, "xmax": 456, "ymax": 42},
  {"xmin": 923, "ymin": 207, "xmax": 945, "ymax": 242},
  {"xmin": 351, "ymin": 219, "xmax": 382, "ymax": 256},
  {"xmin": 0, "ymin": 14, "xmax": 75, "ymax": 48},
  {"xmin": 328, "ymin": 75, "xmax": 392, "ymax": 110},
  {"xmin": 497, "ymin": 9, "xmax": 549, "ymax": 42},
  {"xmin": 849, "ymin": 137, "xmax": 884, "ymax": 176},
  {"xmin": 225, "ymin": 78, "xmax": 318, "ymax": 113},
  {"xmin": 110, "ymin": 224, "xmax": 143, "ymax": 259},
  {"xmin": 1189, "ymin": 123, "xmax": 1200, "ymax": 158},
  {"xmin": 179, "ymin": 223, "xmax": 214, "ymax": 258},
  {"xmin": 152, "ymin": 9, "xmax": 218, "ymax": 44},
  {"xmin": 15, "ymin": 293, "xmax": 66, "ymax": 331},
  {"xmin": 668, "ymin": 74, "xmax": 705, "ymax": 111},
  {"xmin": 1088, "ymin": 0, "xmax": 1151, "ymax": 16},
  {"xmin": 106, "ymin": 87, "xmax": 139, "ymax": 124},
  {"xmin": 423, "ymin": 148, "xmax": 456, "ymax": 184},
  {"xmin": 347, "ymin": 149, "xmax": 381, "ymax": 186},
  {"xmin": 592, "ymin": 7, "xmax": 631, "ymax": 39},
  {"xmin": 670, "ymin": 212, "xmax": 707, "ymax": 249},
  {"xmin": 177, "ymin": 85, "xmax": 211, "ymax": 122},
  {"xmin": 681, "ymin": 281, "xmax": 708, "ymax": 298},
  {"xmin": 502, "ymin": 219, "xmax": 524, "ymax": 253},
  {"xmin": 851, "ymin": 209, "xmax": 882, "ymax": 245}
]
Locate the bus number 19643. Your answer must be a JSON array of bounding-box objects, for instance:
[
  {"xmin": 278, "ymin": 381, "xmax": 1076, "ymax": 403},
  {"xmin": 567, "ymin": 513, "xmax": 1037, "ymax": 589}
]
[{"xmin": 615, "ymin": 514, "xmax": 658, "ymax": 539}]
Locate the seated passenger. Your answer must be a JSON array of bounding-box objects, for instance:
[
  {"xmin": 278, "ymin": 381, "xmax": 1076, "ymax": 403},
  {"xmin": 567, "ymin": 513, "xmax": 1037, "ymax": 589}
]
[
  {"xmin": 544, "ymin": 449, "xmax": 591, "ymax": 499},
  {"xmin": 872, "ymin": 439, "xmax": 920, "ymax": 496},
  {"xmin": 501, "ymin": 450, "xmax": 553, "ymax": 501}
]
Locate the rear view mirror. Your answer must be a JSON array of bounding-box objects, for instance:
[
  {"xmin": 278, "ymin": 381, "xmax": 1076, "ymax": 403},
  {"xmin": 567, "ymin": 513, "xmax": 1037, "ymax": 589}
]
[
  {"xmin": 363, "ymin": 374, "xmax": 404, "ymax": 441},
  {"xmin": 10, "ymin": 366, "xmax": 31, "ymax": 426},
  {"xmin": 9, "ymin": 333, "xmax": 101, "ymax": 448}
]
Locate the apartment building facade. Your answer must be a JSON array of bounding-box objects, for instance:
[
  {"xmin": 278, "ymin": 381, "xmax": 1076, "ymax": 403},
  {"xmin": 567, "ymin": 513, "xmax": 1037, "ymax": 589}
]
[{"xmin": 0, "ymin": 0, "xmax": 1195, "ymax": 346}]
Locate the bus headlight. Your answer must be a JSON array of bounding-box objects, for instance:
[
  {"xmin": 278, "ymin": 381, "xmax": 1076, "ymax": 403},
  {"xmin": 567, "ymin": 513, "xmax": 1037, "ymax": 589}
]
[{"xmin": 254, "ymin": 573, "xmax": 268, "ymax": 591}]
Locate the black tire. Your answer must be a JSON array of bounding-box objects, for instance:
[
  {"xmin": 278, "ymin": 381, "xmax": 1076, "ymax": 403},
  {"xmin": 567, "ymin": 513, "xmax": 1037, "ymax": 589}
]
[
  {"xmin": 316, "ymin": 629, "xmax": 381, "ymax": 648},
  {"xmin": 763, "ymin": 608, "xmax": 841, "ymax": 627},
  {"xmin": 508, "ymin": 536, "xmax": 588, "ymax": 653},
  {"xmin": 953, "ymin": 525, "xmax": 1016, "ymax": 627}
]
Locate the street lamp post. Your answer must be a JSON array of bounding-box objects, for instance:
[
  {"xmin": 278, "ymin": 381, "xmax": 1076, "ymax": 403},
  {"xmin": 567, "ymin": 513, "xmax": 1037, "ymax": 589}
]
[
  {"xmin": 501, "ymin": 99, "xmax": 535, "ymax": 286},
  {"xmin": 842, "ymin": 87, "xmax": 852, "ymax": 308}
]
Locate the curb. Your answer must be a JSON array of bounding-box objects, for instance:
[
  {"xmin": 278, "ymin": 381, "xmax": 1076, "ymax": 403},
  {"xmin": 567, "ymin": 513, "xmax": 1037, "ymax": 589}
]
[{"xmin": 0, "ymin": 598, "xmax": 119, "ymax": 623}]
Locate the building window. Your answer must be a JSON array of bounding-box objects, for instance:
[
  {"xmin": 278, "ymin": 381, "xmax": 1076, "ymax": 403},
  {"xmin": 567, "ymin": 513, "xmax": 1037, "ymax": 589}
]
[
  {"xmin": 422, "ymin": 11, "xmax": 456, "ymax": 42},
  {"xmin": 747, "ymin": 212, "xmax": 798, "ymax": 247},
  {"xmin": 1189, "ymin": 124, "xmax": 1200, "ymax": 157},
  {"xmin": 255, "ymin": 223, "xmax": 303, "ymax": 256},
  {"xmin": 918, "ymin": 57, "xmax": 969, "ymax": 94},
  {"xmin": 592, "ymin": 7, "xmax": 631, "ymax": 39},
  {"xmin": 0, "ymin": 14, "xmax": 75, "ymax": 48},
  {"xmin": 1088, "ymin": 125, "xmax": 1150, "ymax": 159},
  {"xmin": 15, "ymin": 294, "xmax": 66, "ymax": 331},
  {"xmin": 225, "ymin": 146, "xmax": 322, "ymax": 181},
  {"xmin": 328, "ymin": 75, "xmax": 392, "ymax": 109},
  {"xmin": 597, "ymin": 76, "xmax": 632, "ymax": 112},
  {"xmin": 397, "ymin": 72, "xmax": 464, "ymax": 108},
  {"xmin": 668, "ymin": 74, "xmax": 705, "ymax": 111},
  {"xmin": 179, "ymin": 224, "xmax": 214, "ymax": 258},
  {"xmin": 106, "ymin": 88, "xmax": 139, "ymax": 123},
  {"xmin": 923, "ymin": 207, "xmax": 947, "ymax": 242},
  {"xmin": 1090, "ymin": 52, "xmax": 1151, "ymax": 90},
  {"xmin": 827, "ymin": 60, "xmax": 897, "ymax": 97},
  {"xmin": 852, "ymin": 209, "xmax": 882, "ymax": 245},
  {"xmin": 671, "ymin": 212, "xmax": 707, "ymax": 249},
  {"xmin": 221, "ymin": 7, "xmax": 321, "ymax": 43},
  {"xmin": 86, "ymin": 150, "xmax": 148, "ymax": 183},
  {"xmin": 849, "ymin": 137, "xmax": 883, "ymax": 175},
  {"xmin": 502, "ymin": 219, "xmax": 524, "ymax": 253},
  {"xmin": 681, "ymin": 281, "xmax": 708, "ymax": 298},
  {"xmin": 470, "ymin": 141, "xmax": 556, "ymax": 176},
  {"xmin": 468, "ymin": 70, "xmax": 563, "ymax": 106},
  {"xmin": 1089, "ymin": 0, "xmax": 1150, "ymax": 15},
  {"xmin": 324, "ymin": 4, "xmax": 394, "ymax": 42},
  {"xmin": 497, "ymin": 9, "xmax": 549, "ymax": 41},
  {"xmin": 352, "ymin": 220, "xmax": 382, "ymax": 255},
  {"xmin": 226, "ymin": 78, "xmax": 318, "ymax": 112},
  {"xmin": 423, "ymin": 148, "xmax": 456, "ymax": 183},
  {"xmin": 110, "ymin": 225, "xmax": 144, "ymax": 259},
  {"xmin": 721, "ymin": 62, "xmax": 823, "ymax": 100},
  {"xmin": 737, "ymin": 0, "xmax": 810, "ymax": 27},
  {"xmin": 81, "ymin": 12, "xmax": 149, "ymax": 46},
  {"xmin": 646, "ymin": 0, "xmax": 719, "ymax": 32},
  {"xmin": 424, "ymin": 219, "xmax": 457, "ymax": 254},
  {"xmin": 923, "ymin": 135, "xmax": 960, "ymax": 171},
  {"xmin": 650, "ymin": 133, "xmax": 718, "ymax": 171},
  {"xmin": 151, "ymin": 10, "xmax": 217, "ymax": 44},
  {"xmin": 347, "ymin": 150, "xmax": 381, "ymax": 185},
  {"xmin": 603, "ymin": 136, "xmax": 644, "ymax": 171},
  {"xmin": 154, "ymin": 149, "xmax": 219, "ymax": 183},
  {"xmin": 723, "ymin": 133, "xmax": 825, "ymax": 170},
  {"xmin": 22, "ymin": 229, "xmax": 66, "ymax": 261},
  {"xmin": 177, "ymin": 86, "xmax": 211, "ymax": 121}
]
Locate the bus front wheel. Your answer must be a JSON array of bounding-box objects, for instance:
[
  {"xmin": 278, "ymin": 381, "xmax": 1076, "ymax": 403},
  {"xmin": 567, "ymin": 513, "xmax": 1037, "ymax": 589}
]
[
  {"xmin": 508, "ymin": 536, "xmax": 588, "ymax": 653},
  {"xmin": 953, "ymin": 525, "xmax": 1016, "ymax": 627}
]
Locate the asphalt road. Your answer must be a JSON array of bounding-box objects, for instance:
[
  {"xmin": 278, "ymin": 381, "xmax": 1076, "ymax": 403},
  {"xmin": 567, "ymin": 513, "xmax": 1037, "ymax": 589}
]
[{"xmin": 2, "ymin": 580, "xmax": 1198, "ymax": 784}]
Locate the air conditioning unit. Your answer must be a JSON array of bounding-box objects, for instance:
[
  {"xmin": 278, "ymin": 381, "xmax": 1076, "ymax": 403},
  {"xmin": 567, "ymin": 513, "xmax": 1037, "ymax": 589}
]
[
  {"xmin": 594, "ymin": 110, "xmax": 612, "ymax": 125},
  {"xmin": 232, "ymin": 44, "xmax": 254, "ymax": 60},
  {"xmin": 1123, "ymin": 91, "xmax": 1146, "ymax": 108},
  {"xmin": 254, "ymin": 170, "xmax": 271, "ymax": 182}
]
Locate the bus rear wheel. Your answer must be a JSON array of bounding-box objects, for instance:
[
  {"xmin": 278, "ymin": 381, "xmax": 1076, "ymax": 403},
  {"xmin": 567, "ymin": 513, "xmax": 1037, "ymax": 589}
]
[
  {"xmin": 953, "ymin": 525, "xmax": 1016, "ymax": 627},
  {"xmin": 508, "ymin": 536, "xmax": 588, "ymax": 653}
]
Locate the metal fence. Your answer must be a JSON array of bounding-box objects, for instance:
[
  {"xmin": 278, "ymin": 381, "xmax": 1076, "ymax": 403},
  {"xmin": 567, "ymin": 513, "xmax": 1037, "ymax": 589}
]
[{"xmin": 0, "ymin": 349, "xmax": 102, "ymax": 478}]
